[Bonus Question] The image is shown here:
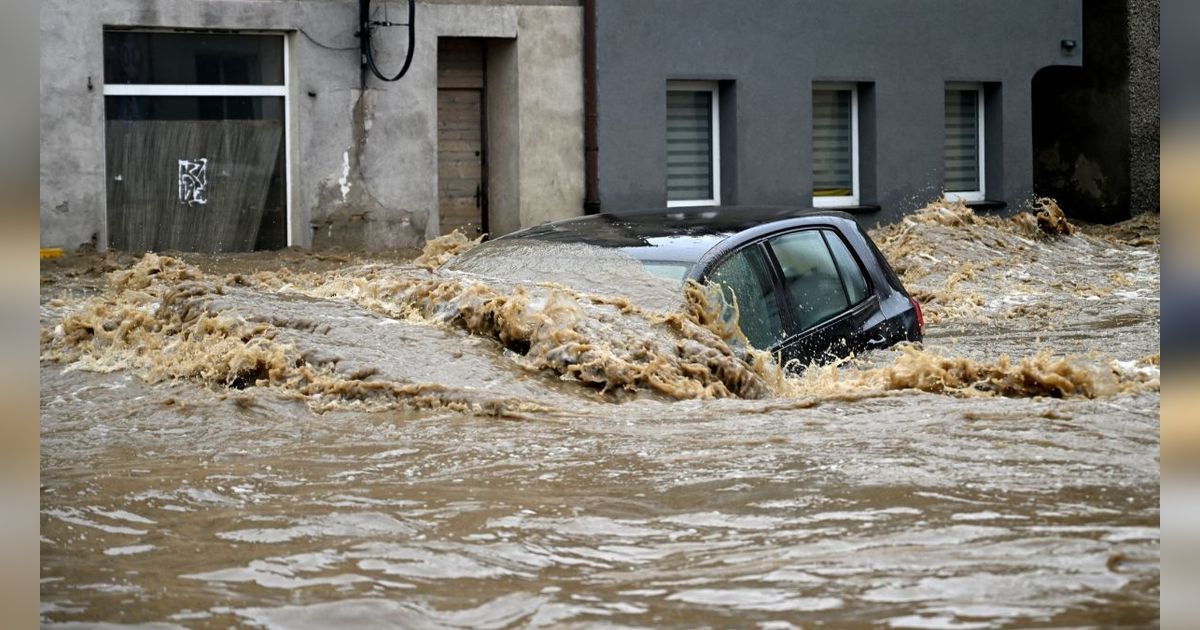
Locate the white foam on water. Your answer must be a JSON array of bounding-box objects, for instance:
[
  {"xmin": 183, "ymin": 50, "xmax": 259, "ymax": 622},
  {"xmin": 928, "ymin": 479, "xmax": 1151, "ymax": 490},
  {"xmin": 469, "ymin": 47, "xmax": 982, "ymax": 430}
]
[
  {"xmin": 216, "ymin": 512, "xmax": 414, "ymax": 544},
  {"xmin": 91, "ymin": 508, "xmax": 156, "ymax": 525},
  {"xmin": 950, "ymin": 511, "xmax": 1028, "ymax": 521},
  {"xmin": 46, "ymin": 509, "xmax": 147, "ymax": 536},
  {"xmin": 104, "ymin": 544, "xmax": 155, "ymax": 556},
  {"xmin": 665, "ymin": 588, "xmax": 843, "ymax": 612}
]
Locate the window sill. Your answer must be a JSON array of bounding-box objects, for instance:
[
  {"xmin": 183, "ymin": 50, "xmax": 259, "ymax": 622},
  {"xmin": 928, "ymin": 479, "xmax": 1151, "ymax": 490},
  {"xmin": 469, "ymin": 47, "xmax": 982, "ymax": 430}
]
[
  {"xmin": 811, "ymin": 203, "xmax": 881, "ymax": 214},
  {"xmin": 963, "ymin": 199, "xmax": 1007, "ymax": 212},
  {"xmin": 667, "ymin": 200, "xmax": 719, "ymax": 208}
]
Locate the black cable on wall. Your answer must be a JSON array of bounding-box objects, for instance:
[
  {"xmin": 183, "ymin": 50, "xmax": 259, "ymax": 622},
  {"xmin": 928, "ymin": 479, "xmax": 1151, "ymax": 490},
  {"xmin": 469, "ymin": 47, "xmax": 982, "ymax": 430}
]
[{"xmin": 359, "ymin": 0, "xmax": 416, "ymax": 82}]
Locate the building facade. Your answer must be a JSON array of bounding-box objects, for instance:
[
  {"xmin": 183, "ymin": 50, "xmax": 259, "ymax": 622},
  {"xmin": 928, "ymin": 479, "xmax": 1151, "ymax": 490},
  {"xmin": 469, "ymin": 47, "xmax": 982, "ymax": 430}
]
[
  {"xmin": 40, "ymin": 0, "xmax": 584, "ymax": 252},
  {"xmin": 43, "ymin": 0, "xmax": 1157, "ymax": 252},
  {"xmin": 592, "ymin": 0, "xmax": 1085, "ymax": 224}
]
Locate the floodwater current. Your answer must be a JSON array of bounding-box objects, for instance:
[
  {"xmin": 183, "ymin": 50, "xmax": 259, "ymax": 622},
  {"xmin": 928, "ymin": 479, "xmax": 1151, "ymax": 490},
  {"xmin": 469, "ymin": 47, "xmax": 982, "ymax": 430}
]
[{"xmin": 40, "ymin": 200, "xmax": 1160, "ymax": 628}]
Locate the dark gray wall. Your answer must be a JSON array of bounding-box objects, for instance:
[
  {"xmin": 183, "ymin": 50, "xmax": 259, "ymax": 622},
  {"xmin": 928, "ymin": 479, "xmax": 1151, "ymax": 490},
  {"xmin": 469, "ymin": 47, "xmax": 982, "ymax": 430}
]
[
  {"xmin": 1033, "ymin": 0, "xmax": 1159, "ymax": 223},
  {"xmin": 1033, "ymin": 0, "xmax": 1128, "ymax": 222},
  {"xmin": 594, "ymin": 0, "xmax": 1083, "ymax": 224}
]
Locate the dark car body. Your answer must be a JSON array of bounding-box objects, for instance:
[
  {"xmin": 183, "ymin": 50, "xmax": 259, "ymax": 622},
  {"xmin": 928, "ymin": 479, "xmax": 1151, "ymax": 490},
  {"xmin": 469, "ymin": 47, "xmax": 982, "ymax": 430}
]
[{"xmin": 453, "ymin": 206, "xmax": 923, "ymax": 368}]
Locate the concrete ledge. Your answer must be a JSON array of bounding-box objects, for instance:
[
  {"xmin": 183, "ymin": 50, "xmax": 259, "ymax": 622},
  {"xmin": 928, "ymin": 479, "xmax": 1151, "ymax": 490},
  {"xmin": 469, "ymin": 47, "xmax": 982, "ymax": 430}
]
[
  {"xmin": 825, "ymin": 204, "xmax": 882, "ymax": 215},
  {"xmin": 965, "ymin": 199, "xmax": 1009, "ymax": 212}
]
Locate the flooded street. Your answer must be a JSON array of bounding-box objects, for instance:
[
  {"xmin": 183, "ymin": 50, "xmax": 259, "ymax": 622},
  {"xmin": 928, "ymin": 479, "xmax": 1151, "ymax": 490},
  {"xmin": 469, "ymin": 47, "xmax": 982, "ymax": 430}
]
[{"xmin": 40, "ymin": 201, "xmax": 1159, "ymax": 628}]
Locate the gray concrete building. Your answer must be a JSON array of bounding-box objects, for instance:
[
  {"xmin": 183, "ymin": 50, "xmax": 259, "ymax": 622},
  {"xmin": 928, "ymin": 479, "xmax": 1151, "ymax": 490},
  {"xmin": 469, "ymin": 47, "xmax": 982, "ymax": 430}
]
[
  {"xmin": 592, "ymin": 0, "xmax": 1085, "ymax": 224},
  {"xmin": 40, "ymin": 0, "xmax": 584, "ymax": 251}
]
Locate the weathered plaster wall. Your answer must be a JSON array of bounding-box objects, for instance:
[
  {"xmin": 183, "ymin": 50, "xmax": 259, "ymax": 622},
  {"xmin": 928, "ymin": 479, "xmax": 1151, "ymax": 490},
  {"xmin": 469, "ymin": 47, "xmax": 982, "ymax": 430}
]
[
  {"xmin": 41, "ymin": 2, "xmax": 109, "ymax": 250},
  {"xmin": 515, "ymin": 6, "xmax": 584, "ymax": 230},
  {"xmin": 312, "ymin": 2, "xmax": 519, "ymax": 249},
  {"xmin": 485, "ymin": 38, "xmax": 521, "ymax": 237},
  {"xmin": 594, "ymin": 0, "xmax": 1083, "ymax": 225},
  {"xmin": 40, "ymin": 0, "xmax": 583, "ymax": 250}
]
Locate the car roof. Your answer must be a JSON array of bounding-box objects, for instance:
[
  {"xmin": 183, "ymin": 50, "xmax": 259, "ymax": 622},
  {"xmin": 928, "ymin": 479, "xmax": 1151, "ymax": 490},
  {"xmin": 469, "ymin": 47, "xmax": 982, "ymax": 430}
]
[{"xmin": 494, "ymin": 206, "xmax": 860, "ymax": 264}]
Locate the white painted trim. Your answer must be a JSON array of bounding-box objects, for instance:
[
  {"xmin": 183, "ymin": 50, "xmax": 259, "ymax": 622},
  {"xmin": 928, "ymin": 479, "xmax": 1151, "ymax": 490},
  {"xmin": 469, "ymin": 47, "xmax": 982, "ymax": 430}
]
[
  {"xmin": 812, "ymin": 83, "xmax": 860, "ymax": 208},
  {"xmin": 944, "ymin": 83, "xmax": 986, "ymax": 203},
  {"xmin": 712, "ymin": 86, "xmax": 722, "ymax": 206},
  {"xmin": 104, "ymin": 27, "xmax": 287, "ymax": 36},
  {"xmin": 103, "ymin": 84, "xmax": 287, "ymax": 97},
  {"xmin": 283, "ymin": 32, "xmax": 293, "ymax": 247},
  {"xmin": 666, "ymin": 81, "xmax": 720, "ymax": 207},
  {"xmin": 668, "ymin": 199, "xmax": 720, "ymax": 208}
]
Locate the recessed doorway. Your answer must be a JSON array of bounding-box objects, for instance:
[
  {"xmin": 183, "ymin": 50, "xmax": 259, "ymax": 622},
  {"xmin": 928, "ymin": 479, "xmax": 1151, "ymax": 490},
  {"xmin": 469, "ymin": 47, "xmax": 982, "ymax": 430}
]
[{"xmin": 436, "ymin": 38, "xmax": 488, "ymax": 237}]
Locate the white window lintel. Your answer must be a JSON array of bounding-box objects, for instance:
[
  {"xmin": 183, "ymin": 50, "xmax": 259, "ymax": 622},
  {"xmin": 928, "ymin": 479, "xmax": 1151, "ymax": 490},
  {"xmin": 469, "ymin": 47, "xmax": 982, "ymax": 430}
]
[{"xmin": 103, "ymin": 84, "xmax": 287, "ymax": 97}]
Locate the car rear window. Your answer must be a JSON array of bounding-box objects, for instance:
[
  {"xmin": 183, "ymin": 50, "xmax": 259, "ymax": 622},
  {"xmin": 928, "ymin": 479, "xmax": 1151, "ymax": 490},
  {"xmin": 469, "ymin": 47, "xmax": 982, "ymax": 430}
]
[
  {"xmin": 823, "ymin": 231, "xmax": 869, "ymax": 305},
  {"xmin": 708, "ymin": 247, "xmax": 786, "ymax": 350},
  {"xmin": 768, "ymin": 230, "xmax": 850, "ymax": 331},
  {"xmin": 856, "ymin": 223, "xmax": 905, "ymax": 293}
]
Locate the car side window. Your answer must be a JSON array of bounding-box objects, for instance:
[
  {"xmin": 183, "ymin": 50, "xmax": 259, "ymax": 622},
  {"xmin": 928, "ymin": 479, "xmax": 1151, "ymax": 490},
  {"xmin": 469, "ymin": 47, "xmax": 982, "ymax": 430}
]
[
  {"xmin": 768, "ymin": 230, "xmax": 850, "ymax": 331},
  {"xmin": 708, "ymin": 246, "xmax": 786, "ymax": 350},
  {"xmin": 823, "ymin": 231, "xmax": 869, "ymax": 305}
]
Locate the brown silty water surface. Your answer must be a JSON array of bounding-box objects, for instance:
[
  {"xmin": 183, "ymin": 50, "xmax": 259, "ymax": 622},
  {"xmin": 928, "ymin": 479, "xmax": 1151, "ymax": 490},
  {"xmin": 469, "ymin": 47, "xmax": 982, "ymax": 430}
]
[{"xmin": 40, "ymin": 200, "xmax": 1159, "ymax": 628}]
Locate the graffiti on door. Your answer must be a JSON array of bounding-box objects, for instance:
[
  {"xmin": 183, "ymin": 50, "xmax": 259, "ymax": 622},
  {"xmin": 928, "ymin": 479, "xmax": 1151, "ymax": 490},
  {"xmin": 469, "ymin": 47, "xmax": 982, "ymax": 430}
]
[{"xmin": 178, "ymin": 158, "xmax": 209, "ymax": 206}]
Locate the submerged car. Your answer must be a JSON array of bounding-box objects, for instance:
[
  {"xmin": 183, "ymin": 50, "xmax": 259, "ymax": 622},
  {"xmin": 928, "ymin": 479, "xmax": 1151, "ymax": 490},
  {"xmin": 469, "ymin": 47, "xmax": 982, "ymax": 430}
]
[{"xmin": 447, "ymin": 207, "xmax": 923, "ymax": 368}]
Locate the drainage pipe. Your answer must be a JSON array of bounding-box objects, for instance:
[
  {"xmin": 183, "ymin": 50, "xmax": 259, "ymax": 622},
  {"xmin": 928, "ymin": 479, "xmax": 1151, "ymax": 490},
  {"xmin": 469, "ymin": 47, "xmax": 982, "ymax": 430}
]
[{"xmin": 583, "ymin": 0, "xmax": 600, "ymax": 214}]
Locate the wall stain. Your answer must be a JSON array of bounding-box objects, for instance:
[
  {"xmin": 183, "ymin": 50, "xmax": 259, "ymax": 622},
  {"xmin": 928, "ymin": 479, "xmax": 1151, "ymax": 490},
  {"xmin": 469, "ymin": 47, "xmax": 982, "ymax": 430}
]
[{"xmin": 312, "ymin": 89, "xmax": 427, "ymax": 251}]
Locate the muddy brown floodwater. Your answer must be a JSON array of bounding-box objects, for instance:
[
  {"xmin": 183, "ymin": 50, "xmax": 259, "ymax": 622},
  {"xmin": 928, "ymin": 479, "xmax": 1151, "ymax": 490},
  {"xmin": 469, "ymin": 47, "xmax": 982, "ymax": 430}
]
[{"xmin": 40, "ymin": 200, "xmax": 1159, "ymax": 628}]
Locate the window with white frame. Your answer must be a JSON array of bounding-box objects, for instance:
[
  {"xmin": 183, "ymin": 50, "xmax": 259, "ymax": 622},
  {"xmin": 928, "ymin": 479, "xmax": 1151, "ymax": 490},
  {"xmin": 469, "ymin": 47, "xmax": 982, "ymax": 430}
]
[
  {"xmin": 102, "ymin": 30, "xmax": 291, "ymax": 252},
  {"xmin": 666, "ymin": 81, "xmax": 720, "ymax": 207},
  {"xmin": 812, "ymin": 83, "xmax": 859, "ymax": 207},
  {"xmin": 944, "ymin": 83, "xmax": 985, "ymax": 202}
]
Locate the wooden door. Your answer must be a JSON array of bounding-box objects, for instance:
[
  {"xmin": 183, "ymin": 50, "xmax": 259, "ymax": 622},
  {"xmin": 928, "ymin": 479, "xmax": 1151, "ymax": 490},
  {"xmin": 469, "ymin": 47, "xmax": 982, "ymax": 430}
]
[{"xmin": 437, "ymin": 39, "xmax": 486, "ymax": 237}]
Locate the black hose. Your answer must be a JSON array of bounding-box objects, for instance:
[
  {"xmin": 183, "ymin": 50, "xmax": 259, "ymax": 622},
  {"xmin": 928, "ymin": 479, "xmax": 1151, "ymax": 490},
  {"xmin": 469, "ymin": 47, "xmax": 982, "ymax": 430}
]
[{"xmin": 360, "ymin": 0, "xmax": 415, "ymax": 82}]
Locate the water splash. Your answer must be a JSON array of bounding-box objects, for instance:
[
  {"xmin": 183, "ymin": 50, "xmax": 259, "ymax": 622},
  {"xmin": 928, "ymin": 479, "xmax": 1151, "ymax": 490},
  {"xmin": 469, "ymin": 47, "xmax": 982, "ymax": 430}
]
[{"xmin": 41, "ymin": 199, "xmax": 1158, "ymax": 410}]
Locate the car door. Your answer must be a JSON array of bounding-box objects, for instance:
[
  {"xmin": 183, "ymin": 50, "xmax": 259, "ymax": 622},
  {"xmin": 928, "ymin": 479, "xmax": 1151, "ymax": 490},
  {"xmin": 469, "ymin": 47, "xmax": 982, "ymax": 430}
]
[
  {"xmin": 765, "ymin": 228, "xmax": 878, "ymax": 366},
  {"xmin": 705, "ymin": 244, "xmax": 790, "ymax": 355}
]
